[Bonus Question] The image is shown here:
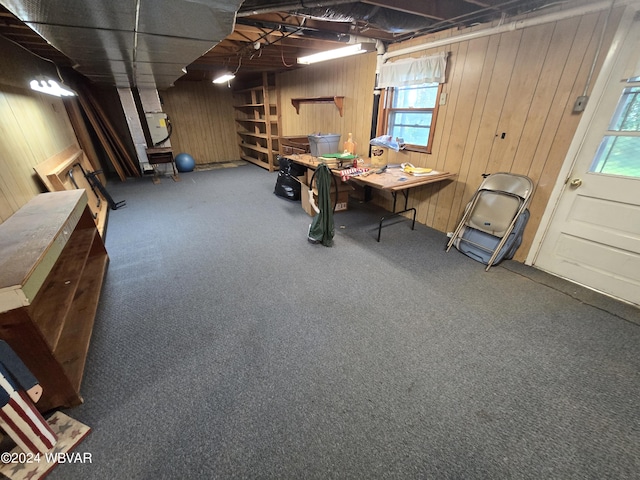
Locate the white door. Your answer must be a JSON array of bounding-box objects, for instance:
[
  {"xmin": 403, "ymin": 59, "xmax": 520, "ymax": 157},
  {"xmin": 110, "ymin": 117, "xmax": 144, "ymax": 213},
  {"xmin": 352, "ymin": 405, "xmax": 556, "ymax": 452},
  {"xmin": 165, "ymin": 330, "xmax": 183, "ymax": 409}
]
[{"xmin": 533, "ymin": 7, "xmax": 640, "ymax": 306}]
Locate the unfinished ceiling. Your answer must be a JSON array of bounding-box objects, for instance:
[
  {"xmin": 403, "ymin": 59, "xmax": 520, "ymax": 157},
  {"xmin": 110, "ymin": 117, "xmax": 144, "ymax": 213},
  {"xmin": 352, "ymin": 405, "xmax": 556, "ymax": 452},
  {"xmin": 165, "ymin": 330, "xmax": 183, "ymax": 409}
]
[
  {"xmin": 0, "ymin": 0, "xmax": 243, "ymax": 89},
  {"xmin": 0, "ymin": 0, "xmax": 603, "ymax": 89}
]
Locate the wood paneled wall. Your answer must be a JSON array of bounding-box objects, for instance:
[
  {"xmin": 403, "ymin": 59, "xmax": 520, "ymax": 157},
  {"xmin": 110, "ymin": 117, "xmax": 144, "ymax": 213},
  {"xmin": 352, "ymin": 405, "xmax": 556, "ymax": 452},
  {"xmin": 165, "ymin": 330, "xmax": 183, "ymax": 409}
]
[
  {"xmin": 0, "ymin": 84, "xmax": 78, "ymax": 223},
  {"xmin": 160, "ymin": 81, "xmax": 239, "ymax": 165},
  {"xmin": 279, "ymin": 52, "xmax": 377, "ymax": 158},
  {"xmin": 278, "ymin": 7, "xmax": 622, "ymax": 262},
  {"xmin": 0, "ymin": 36, "xmax": 79, "ymax": 224}
]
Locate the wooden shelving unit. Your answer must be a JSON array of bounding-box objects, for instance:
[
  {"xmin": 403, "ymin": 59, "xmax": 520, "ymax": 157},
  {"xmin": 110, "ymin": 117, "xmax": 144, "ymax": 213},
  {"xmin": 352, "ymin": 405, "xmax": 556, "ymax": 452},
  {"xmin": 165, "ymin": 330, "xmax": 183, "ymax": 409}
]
[
  {"xmin": 0, "ymin": 190, "xmax": 109, "ymax": 412},
  {"xmin": 233, "ymin": 73, "xmax": 281, "ymax": 172},
  {"xmin": 291, "ymin": 96, "xmax": 345, "ymax": 116}
]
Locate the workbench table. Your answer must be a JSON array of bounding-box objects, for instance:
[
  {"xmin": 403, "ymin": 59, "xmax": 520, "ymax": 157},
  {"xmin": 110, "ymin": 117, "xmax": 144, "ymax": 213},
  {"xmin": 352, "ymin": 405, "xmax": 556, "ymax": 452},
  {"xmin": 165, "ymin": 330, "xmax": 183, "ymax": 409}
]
[{"xmin": 285, "ymin": 154, "xmax": 455, "ymax": 241}]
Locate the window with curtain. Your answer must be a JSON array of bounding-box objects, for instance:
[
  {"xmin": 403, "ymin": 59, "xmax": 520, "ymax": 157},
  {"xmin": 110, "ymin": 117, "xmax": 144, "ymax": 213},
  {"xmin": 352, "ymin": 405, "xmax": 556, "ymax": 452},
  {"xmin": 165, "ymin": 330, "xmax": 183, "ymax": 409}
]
[{"xmin": 377, "ymin": 52, "xmax": 447, "ymax": 153}]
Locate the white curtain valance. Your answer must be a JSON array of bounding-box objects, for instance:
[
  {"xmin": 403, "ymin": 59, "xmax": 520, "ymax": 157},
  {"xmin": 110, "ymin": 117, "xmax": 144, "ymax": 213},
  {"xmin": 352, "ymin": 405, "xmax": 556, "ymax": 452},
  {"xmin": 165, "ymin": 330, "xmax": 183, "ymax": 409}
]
[{"xmin": 378, "ymin": 51, "xmax": 448, "ymax": 88}]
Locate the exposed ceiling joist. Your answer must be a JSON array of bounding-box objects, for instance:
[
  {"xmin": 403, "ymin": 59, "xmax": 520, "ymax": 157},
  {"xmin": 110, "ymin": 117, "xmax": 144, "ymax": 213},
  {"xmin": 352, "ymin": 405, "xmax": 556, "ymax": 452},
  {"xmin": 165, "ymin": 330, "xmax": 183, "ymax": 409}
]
[
  {"xmin": 0, "ymin": 0, "xmax": 605, "ymax": 88},
  {"xmin": 362, "ymin": 0, "xmax": 480, "ymax": 21}
]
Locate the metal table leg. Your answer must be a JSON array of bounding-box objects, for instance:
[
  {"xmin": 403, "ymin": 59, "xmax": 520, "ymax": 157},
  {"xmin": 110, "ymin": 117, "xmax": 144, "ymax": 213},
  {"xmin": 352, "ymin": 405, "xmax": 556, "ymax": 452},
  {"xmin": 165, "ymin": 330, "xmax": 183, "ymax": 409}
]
[{"xmin": 376, "ymin": 190, "xmax": 417, "ymax": 242}]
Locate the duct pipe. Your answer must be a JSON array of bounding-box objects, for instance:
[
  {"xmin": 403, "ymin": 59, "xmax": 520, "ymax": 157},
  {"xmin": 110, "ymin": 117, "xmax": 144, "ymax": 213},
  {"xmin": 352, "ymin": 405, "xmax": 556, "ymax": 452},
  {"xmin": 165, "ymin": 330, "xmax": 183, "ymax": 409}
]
[
  {"xmin": 237, "ymin": 0, "xmax": 353, "ymax": 16},
  {"xmin": 343, "ymin": 34, "xmax": 386, "ymax": 77},
  {"xmin": 346, "ymin": 34, "xmax": 376, "ymax": 45},
  {"xmin": 382, "ymin": 0, "xmax": 631, "ymax": 62},
  {"xmin": 375, "ymin": 39, "xmax": 386, "ymax": 77}
]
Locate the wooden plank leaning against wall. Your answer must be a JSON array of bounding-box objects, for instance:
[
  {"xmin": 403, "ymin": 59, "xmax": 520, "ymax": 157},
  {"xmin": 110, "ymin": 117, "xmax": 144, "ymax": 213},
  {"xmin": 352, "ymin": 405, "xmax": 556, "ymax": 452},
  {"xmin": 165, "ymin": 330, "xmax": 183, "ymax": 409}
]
[{"xmin": 279, "ymin": 7, "xmax": 622, "ymax": 263}]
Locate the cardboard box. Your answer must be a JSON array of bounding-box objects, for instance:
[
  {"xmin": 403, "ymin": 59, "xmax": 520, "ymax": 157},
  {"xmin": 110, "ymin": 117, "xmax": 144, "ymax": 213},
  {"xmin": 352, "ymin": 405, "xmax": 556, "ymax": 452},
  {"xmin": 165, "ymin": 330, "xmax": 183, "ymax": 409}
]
[
  {"xmin": 334, "ymin": 190, "xmax": 349, "ymax": 212},
  {"xmin": 301, "ymin": 182, "xmax": 350, "ymax": 216}
]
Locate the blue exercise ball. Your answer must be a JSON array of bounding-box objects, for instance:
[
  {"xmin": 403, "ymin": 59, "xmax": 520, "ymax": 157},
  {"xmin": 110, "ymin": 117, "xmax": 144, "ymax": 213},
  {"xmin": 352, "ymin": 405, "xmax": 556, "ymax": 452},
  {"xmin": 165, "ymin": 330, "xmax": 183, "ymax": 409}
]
[{"xmin": 175, "ymin": 152, "xmax": 195, "ymax": 172}]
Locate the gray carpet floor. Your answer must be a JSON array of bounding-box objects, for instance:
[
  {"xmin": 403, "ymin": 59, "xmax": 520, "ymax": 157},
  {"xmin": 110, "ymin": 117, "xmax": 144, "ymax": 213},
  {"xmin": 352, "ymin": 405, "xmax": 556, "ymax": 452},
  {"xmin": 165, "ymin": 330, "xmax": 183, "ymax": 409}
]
[{"xmin": 49, "ymin": 164, "xmax": 639, "ymax": 479}]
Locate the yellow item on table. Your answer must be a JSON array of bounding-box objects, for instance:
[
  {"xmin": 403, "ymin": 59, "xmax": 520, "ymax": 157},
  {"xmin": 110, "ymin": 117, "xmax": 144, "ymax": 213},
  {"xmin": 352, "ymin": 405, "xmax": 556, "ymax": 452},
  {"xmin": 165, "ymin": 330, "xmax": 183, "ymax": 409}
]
[{"xmin": 401, "ymin": 163, "xmax": 433, "ymax": 176}]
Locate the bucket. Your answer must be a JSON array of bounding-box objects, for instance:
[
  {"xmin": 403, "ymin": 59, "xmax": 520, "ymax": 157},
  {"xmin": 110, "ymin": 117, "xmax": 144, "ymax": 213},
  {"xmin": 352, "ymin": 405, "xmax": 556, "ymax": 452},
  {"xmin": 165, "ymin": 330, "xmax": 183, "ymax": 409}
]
[{"xmin": 308, "ymin": 134, "xmax": 341, "ymax": 157}]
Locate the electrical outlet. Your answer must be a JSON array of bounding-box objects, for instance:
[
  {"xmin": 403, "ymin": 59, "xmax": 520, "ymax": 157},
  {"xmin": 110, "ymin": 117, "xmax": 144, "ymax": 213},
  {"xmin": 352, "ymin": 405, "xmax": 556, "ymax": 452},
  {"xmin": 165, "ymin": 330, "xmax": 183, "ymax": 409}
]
[{"xmin": 573, "ymin": 95, "xmax": 588, "ymax": 112}]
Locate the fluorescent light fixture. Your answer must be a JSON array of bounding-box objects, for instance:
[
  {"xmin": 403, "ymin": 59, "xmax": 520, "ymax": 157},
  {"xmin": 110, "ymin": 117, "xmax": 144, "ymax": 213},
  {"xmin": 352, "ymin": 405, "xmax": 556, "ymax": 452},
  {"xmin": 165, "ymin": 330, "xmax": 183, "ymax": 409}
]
[
  {"xmin": 297, "ymin": 42, "xmax": 376, "ymax": 65},
  {"xmin": 30, "ymin": 78, "xmax": 76, "ymax": 97},
  {"xmin": 212, "ymin": 73, "xmax": 235, "ymax": 84}
]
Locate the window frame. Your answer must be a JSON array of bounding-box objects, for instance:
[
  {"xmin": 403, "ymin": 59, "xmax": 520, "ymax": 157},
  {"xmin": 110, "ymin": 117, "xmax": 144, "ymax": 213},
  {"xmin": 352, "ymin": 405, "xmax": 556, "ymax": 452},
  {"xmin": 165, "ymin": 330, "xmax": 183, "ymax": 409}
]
[
  {"xmin": 589, "ymin": 80, "xmax": 640, "ymax": 178},
  {"xmin": 377, "ymin": 83, "xmax": 443, "ymax": 154}
]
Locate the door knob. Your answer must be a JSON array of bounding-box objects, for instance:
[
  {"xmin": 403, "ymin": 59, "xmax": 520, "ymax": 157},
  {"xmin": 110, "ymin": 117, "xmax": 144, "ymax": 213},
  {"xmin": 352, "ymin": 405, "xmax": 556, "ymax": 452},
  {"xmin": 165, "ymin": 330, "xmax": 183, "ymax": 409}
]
[{"xmin": 569, "ymin": 178, "xmax": 582, "ymax": 188}]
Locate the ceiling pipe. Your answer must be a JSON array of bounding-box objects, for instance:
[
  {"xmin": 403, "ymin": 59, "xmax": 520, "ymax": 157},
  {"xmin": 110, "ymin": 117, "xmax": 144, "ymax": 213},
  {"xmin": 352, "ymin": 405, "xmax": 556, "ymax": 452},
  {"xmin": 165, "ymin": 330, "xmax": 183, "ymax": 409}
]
[
  {"xmin": 237, "ymin": 0, "xmax": 354, "ymax": 17},
  {"xmin": 235, "ymin": 16, "xmax": 347, "ymax": 42},
  {"xmin": 375, "ymin": 38, "xmax": 386, "ymax": 77},
  {"xmin": 382, "ymin": 0, "xmax": 630, "ymax": 62},
  {"xmin": 346, "ymin": 34, "xmax": 376, "ymax": 44}
]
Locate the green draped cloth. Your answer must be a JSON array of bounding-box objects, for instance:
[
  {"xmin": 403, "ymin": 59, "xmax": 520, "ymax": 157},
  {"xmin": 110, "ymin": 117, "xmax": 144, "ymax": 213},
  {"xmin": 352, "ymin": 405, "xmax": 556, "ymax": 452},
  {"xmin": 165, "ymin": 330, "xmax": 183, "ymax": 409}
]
[{"xmin": 308, "ymin": 164, "xmax": 334, "ymax": 247}]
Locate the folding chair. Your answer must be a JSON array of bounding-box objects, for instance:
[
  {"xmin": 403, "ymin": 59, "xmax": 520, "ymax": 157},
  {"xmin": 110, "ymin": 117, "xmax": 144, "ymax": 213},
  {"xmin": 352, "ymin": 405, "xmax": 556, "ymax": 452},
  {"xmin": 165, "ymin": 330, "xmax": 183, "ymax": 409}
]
[{"xmin": 446, "ymin": 173, "xmax": 534, "ymax": 271}]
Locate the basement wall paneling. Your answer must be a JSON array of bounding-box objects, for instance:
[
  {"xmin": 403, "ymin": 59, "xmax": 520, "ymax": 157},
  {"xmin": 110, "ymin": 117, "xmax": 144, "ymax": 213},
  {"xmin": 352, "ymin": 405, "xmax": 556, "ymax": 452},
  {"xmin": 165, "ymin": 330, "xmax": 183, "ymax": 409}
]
[
  {"xmin": 522, "ymin": 9, "xmax": 625, "ymax": 252},
  {"xmin": 276, "ymin": 7, "xmax": 623, "ymax": 263},
  {"xmin": 0, "ymin": 35, "xmax": 80, "ymax": 224},
  {"xmin": 278, "ymin": 51, "xmax": 377, "ymax": 158},
  {"xmin": 0, "ymin": 85, "xmax": 78, "ymax": 223},
  {"xmin": 160, "ymin": 81, "xmax": 239, "ymax": 165}
]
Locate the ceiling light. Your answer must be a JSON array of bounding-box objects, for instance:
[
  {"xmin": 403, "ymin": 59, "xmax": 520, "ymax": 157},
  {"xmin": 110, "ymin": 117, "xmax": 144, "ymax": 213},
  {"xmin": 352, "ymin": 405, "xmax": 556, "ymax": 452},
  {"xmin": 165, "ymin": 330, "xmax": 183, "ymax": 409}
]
[
  {"xmin": 212, "ymin": 73, "xmax": 235, "ymax": 84},
  {"xmin": 29, "ymin": 78, "xmax": 76, "ymax": 97},
  {"xmin": 297, "ymin": 43, "xmax": 376, "ymax": 65}
]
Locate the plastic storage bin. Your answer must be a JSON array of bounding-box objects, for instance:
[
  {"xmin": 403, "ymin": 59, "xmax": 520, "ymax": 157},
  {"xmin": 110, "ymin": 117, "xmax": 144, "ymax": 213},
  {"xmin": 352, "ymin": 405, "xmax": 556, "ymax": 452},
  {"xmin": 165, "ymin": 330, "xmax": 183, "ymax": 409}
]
[{"xmin": 308, "ymin": 134, "xmax": 341, "ymax": 157}]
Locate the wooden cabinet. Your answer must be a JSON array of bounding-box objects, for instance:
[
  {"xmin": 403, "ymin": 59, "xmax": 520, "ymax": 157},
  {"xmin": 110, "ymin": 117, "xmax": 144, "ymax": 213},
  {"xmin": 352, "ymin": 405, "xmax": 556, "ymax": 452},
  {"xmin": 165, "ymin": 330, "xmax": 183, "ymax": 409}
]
[
  {"xmin": 233, "ymin": 73, "xmax": 280, "ymax": 172},
  {"xmin": 0, "ymin": 190, "xmax": 109, "ymax": 412}
]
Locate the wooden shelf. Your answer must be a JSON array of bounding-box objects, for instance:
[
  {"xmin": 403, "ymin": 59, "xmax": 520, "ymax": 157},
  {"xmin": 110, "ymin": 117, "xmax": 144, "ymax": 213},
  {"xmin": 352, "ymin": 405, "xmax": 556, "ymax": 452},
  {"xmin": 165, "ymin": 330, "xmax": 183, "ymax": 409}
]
[
  {"xmin": 29, "ymin": 227, "xmax": 96, "ymax": 348},
  {"xmin": 291, "ymin": 96, "xmax": 345, "ymax": 116},
  {"xmin": 241, "ymin": 154, "xmax": 271, "ymax": 169},
  {"xmin": 54, "ymin": 251, "xmax": 108, "ymax": 391},
  {"xmin": 0, "ymin": 190, "xmax": 109, "ymax": 412},
  {"xmin": 234, "ymin": 103, "xmax": 265, "ymax": 108},
  {"xmin": 238, "ymin": 131, "xmax": 269, "ymax": 139},
  {"xmin": 233, "ymin": 86, "xmax": 266, "ymax": 94},
  {"xmin": 236, "ymin": 118, "xmax": 268, "ymax": 124},
  {"xmin": 240, "ymin": 142, "xmax": 270, "ymax": 154},
  {"xmin": 232, "ymin": 72, "xmax": 281, "ymax": 172},
  {"xmin": 235, "ymin": 118, "xmax": 278, "ymax": 125}
]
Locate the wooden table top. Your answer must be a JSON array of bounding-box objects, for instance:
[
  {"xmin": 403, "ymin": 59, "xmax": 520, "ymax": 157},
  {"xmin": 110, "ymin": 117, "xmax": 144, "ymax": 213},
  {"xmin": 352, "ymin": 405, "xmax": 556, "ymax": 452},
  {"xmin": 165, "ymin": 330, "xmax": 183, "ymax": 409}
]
[
  {"xmin": 285, "ymin": 154, "xmax": 455, "ymax": 191},
  {"xmin": 353, "ymin": 168, "xmax": 456, "ymax": 191}
]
